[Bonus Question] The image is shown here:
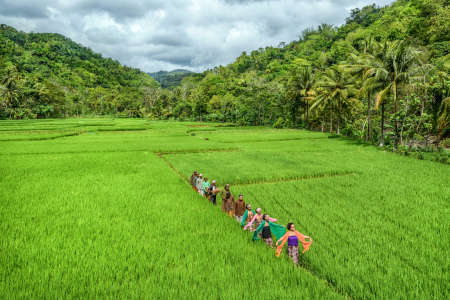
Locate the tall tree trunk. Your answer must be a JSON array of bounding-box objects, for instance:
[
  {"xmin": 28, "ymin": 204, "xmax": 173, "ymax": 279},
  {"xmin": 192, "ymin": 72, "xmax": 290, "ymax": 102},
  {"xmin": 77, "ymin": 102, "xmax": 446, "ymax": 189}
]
[
  {"xmin": 379, "ymin": 102, "xmax": 385, "ymax": 147},
  {"xmin": 400, "ymin": 94, "xmax": 411, "ymax": 146},
  {"xmin": 366, "ymin": 91, "xmax": 371, "ymax": 142},
  {"xmin": 393, "ymin": 83, "xmax": 398, "ymax": 151},
  {"xmin": 321, "ymin": 114, "xmax": 324, "ymax": 132},
  {"xmin": 337, "ymin": 97, "xmax": 341, "ymax": 134},
  {"xmin": 306, "ymin": 101, "xmax": 309, "ymax": 129},
  {"xmin": 330, "ymin": 104, "xmax": 333, "ymax": 133},
  {"xmin": 408, "ymin": 132, "xmax": 414, "ymax": 152}
]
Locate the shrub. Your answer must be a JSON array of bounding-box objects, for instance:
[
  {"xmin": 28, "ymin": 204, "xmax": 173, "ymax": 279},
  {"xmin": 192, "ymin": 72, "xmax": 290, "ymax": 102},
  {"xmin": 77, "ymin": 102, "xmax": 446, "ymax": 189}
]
[
  {"xmin": 441, "ymin": 139, "xmax": 450, "ymax": 149},
  {"xmin": 283, "ymin": 120, "xmax": 293, "ymax": 128},
  {"xmin": 273, "ymin": 117, "xmax": 284, "ymax": 129}
]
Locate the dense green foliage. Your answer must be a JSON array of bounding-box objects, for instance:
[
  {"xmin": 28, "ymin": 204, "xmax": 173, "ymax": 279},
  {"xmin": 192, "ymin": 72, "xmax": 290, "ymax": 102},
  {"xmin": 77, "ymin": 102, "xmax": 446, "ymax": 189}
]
[
  {"xmin": 1, "ymin": 0, "xmax": 450, "ymax": 150},
  {"xmin": 148, "ymin": 69, "xmax": 194, "ymax": 89},
  {"xmin": 1, "ymin": 119, "xmax": 448, "ymax": 298},
  {"xmin": 142, "ymin": 0, "xmax": 450, "ymax": 150},
  {"xmin": 0, "ymin": 24, "xmax": 159, "ymax": 119}
]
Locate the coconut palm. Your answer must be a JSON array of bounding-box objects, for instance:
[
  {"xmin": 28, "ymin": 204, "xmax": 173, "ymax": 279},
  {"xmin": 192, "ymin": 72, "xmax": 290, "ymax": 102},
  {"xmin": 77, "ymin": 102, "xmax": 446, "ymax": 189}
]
[
  {"xmin": 311, "ymin": 65, "xmax": 358, "ymax": 134},
  {"xmin": 286, "ymin": 66, "xmax": 316, "ymax": 128},
  {"xmin": 343, "ymin": 40, "xmax": 384, "ymax": 142},
  {"xmin": 372, "ymin": 40, "xmax": 421, "ymax": 150},
  {"xmin": 0, "ymin": 65, "xmax": 22, "ymax": 118}
]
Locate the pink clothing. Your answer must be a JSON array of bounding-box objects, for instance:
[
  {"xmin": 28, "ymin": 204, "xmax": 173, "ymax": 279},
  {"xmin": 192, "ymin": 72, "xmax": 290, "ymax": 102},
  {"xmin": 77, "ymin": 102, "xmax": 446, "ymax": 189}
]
[{"xmin": 243, "ymin": 214, "xmax": 277, "ymax": 230}]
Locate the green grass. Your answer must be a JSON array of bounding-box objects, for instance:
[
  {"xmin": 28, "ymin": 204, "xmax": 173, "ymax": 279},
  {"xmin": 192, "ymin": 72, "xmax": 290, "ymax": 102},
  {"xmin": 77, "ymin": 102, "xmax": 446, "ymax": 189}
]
[{"xmin": 0, "ymin": 118, "xmax": 448, "ymax": 299}]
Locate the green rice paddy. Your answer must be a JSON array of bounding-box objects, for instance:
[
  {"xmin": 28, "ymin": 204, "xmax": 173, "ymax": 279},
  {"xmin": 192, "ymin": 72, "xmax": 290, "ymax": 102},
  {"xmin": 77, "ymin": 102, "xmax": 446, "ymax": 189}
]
[{"xmin": 1, "ymin": 119, "xmax": 449, "ymax": 299}]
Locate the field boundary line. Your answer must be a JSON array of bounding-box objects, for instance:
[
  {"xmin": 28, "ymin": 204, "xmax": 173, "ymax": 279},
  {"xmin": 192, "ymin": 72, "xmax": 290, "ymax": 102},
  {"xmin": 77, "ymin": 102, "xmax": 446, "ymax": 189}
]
[
  {"xmin": 157, "ymin": 153, "xmax": 192, "ymax": 183},
  {"xmin": 0, "ymin": 148, "xmax": 243, "ymax": 156},
  {"xmin": 219, "ymin": 137, "xmax": 330, "ymax": 143},
  {"xmin": 231, "ymin": 171, "xmax": 357, "ymax": 186},
  {"xmin": 0, "ymin": 132, "xmax": 83, "ymax": 142},
  {"xmin": 155, "ymin": 148, "xmax": 243, "ymax": 155}
]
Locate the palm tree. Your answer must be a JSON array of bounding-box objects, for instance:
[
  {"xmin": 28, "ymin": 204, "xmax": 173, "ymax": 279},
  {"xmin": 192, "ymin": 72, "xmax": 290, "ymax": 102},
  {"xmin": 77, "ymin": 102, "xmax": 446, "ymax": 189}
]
[
  {"xmin": 343, "ymin": 40, "xmax": 383, "ymax": 142},
  {"xmin": 372, "ymin": 40, "xmax": 420, "ymax": 150},
  {"xmin": 0, "ymin": 65, "xmax": 22, "ymax": 118},
  {"xmin": 286, "ymin": 67, "xmax": 316, "ymax": 128},
  {"xmin": 311, "ymin": 65, "xmax": 358, "ymax": 134},
  {"xmin": 309, "ymin": 89, "xmax": 333, "ymax": 132}
]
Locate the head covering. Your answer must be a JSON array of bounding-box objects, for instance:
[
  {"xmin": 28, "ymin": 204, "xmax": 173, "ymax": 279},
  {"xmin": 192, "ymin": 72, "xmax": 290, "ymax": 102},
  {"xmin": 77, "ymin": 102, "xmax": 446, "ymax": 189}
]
[
  {"xmin": 199, "ymin": 174, "xmax": 203, "ymax": 177},
  {"xmin": 212, "ymin": 180, "xmax": 215, "ymax": 183},
  {"xmin": 225, "ymin": 184, "xmax": 230, "ymax": 187}
]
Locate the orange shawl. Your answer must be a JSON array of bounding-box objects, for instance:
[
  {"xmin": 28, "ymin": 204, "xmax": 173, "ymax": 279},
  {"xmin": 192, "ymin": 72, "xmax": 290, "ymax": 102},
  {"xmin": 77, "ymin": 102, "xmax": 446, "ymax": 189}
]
[{"xmin": 275, "ymin": 231, "xmax": 312, "ymax": 257}]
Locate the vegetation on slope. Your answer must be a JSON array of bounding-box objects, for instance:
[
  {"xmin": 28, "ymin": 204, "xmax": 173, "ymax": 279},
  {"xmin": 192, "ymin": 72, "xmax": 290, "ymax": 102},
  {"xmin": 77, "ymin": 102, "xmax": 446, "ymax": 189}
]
[
  {"xmin": 148, "ymin": 69, "xmax": 194, "ymax": 89},
  {"xmin": 0, "ymin": 24, "xmax": 159, "ymax": 119}
]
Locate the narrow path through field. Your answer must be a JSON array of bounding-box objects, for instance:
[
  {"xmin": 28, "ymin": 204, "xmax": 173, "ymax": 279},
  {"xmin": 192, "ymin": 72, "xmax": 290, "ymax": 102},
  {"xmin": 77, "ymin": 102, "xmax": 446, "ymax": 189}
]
[{"xmin": 157, "ymin": 152, "xmax": 357, "ymax": 299}]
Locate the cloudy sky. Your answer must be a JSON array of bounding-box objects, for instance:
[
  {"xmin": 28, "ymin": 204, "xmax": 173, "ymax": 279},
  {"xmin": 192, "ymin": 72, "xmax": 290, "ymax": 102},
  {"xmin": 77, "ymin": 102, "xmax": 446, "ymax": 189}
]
[{"xmin": 1, "ymin": 0, "xmax": 393, "ymax": 73}]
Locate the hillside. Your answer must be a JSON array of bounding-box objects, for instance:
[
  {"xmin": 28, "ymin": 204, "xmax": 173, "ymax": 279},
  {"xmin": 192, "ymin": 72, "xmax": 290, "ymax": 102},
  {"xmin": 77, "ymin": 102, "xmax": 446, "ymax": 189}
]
[
  {"xmin": 146, "ymin": 0, "xmax": 450, "ymax": 149},
  {"xmin": 0, "ymin": 24, "xmax": 159, "ymax": 119},
  {"xmin": 148, "ymin": 69, "xmax": 194, "ymax": 89}
]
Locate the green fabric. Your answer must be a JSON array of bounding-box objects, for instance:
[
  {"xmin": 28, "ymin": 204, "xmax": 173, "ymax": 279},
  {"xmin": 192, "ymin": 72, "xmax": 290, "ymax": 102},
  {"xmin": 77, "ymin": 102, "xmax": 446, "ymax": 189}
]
[
  {"xmin": 241, "ymin": 209, "xmax": 255, "ymax": 227},
  {"xmin": 202, "ymin": 181, "xmax": 210, "ymax": 192},
  {"xmin": 269, "ymin": 222, "xmax": 287, "ymax": 241},
  {"xmin": 252, "ymin": 221, "xmax": 286, "ymax": 241}
]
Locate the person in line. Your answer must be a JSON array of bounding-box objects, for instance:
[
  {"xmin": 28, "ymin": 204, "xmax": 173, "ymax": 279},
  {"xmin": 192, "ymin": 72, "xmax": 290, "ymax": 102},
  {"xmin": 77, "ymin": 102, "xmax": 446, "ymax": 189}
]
[
  {"xmin": 193, "ymin": 171, "xmax": 199, "ymax": 192},
  {"xmin": 220, "ymin": 184, "xmax": 231, "ymax": 203},
  {"xmin": 208, "ymin": 180, "xmax": 218, "ymax": 205},
  {"xmin": 241, "ymin": 204, "xmax": 255, "ymax": 230},
  {"xmin": 253, "ymin": 214, "xmax": 286, "ymax": 249},
  {"xmin": 276, "ymin": 223, "xmax": 312, "ymax": 267},
  {"xmin": 243, "ymin": 208, "xmax": 277, "ymax": 237},
  {"xmin": 190, "ymin": 170, "xmax": 198, "ymax": 190},
  {"xmin": 202, "ymin": 176, "xmax": 210, "ymax": 200},
  {"xmin": 196, "ymin": 174, "xmax": 204, "ymax": 196},
  {"xmin": 221, "ymin": 191, "xmax": 235, "ymax": 217},
  {"xmin": 234, "ymin": 194, "xmax": 246, "ymax": 224}
]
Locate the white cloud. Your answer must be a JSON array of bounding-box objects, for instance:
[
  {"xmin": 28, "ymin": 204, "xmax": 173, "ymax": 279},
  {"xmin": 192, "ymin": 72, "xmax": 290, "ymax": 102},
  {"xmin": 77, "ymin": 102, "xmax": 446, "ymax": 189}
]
[{"xmin": 0, "ymin": 0, "xmax": 394, "ymax": 72}]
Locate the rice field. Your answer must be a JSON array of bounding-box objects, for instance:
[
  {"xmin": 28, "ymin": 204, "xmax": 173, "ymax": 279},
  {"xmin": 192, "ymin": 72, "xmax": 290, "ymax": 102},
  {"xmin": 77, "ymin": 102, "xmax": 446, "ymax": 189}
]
[{"xmin": 1, "ymin": 118, "xmax": 448, "ymax": 299}]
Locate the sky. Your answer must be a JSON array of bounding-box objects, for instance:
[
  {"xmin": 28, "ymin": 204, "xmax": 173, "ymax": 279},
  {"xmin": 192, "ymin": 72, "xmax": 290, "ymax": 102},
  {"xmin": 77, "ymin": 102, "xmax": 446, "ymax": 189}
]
[{"xmin": 0, "ymin": 0, "xmax": 394, "ymax": 73}]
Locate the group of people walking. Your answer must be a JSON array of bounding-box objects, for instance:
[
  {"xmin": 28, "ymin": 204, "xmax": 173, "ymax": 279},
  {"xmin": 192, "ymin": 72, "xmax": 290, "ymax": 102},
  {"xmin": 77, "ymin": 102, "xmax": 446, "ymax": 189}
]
[{"xmin": 190, "ymin": 170, "xmax": 313, "ymax": 267}]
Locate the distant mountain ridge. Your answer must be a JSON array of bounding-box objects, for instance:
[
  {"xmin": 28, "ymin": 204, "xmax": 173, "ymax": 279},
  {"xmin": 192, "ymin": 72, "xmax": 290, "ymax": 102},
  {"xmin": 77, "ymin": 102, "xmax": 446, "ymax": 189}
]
[{"xmin": 147, "ymin": 69, "xmax": 194, "ymax": 89}]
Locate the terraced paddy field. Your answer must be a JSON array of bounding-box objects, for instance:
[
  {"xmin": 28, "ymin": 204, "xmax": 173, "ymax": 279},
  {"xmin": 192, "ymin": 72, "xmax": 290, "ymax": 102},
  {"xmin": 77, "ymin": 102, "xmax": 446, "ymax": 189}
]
[{"xmin": 1, "ymin": 119, "xmax": 449, "ymax": 299}]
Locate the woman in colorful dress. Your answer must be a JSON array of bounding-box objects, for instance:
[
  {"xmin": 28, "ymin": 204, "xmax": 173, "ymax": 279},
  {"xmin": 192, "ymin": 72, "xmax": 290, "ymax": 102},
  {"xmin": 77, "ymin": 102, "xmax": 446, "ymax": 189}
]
[
  {"xmin": 253, "ymin": 214, "xmax": 286, "ymax": 249},
  {"xmin": 275, "ymin": 223, "xmax": 312, "ymax": 267},
  {"xmin": 240, "ymin": 204, "xmax": 255, "ymax": 230},
  {"xmin": 243, "ymin": 208, "xmax": 277, "ymax": 236}
]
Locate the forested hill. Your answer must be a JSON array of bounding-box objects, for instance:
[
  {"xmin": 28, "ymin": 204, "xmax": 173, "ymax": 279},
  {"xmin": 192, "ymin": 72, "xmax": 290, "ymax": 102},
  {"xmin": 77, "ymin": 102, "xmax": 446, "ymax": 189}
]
[
  {"xmin": 0, "ymin": 24, "xmax": 159, "ymax": 119},
  {"xmin": 147, "ymin": 0, "xmax": 448, "ymax": 149},
  {"xmin": 219, "ymin": 0, "xmax": 449, "ymax": 79},
  {"xmin": 148, "ymin": 69, "xmax": 194, "ymax": 89}
]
